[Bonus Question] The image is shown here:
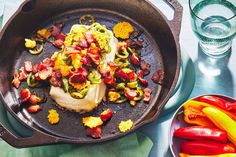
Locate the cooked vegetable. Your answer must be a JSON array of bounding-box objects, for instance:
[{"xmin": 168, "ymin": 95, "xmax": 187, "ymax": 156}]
[
  {"xmin": 62, "ymin": 78, "xmax": 69, "ymax": 92},
  {"xmin": 27, "ymin": 72, "xmax": 40, "ymax": 87},
  {"xmin": 124, "ymin": 87, "xmax": 138, "ymax": 100},
  {"xmin": 174, "ymin": 126, "xmax": 228, "ymax": 143},
  {"xmin": 130, "ymin": 53, "xmax": 140, "ymax": 65},
  {"xmin": 140, "ymin": 60, "xmax": 151, "ymax": 76},
  {"xmin": 118, "ymin": 119, "xmax": 133, "ymax": 133},
  {"xmin": 113, "ymin": 22, "xmax": 134, "ymax": 39},
  {"xmin": 28, "ymin": 43, "xmax": 44, "ymax": 55},
  {"xmin": 180, "ymin": 141, "xmax": 235, "ymax": 155},
  {"xmin": 28, "ymin": 94, "xmax": 42, "ymax": 105},
  {"xmin": 100, "ymin": 108, "xmax": 113, "ymax": 122},
  {"xmin": 203, "ymin": 107, "xmax": 236, "ymax": 145},
  {"xmin": 88, "ymin": 70, "xmax": 101, "ymax": 84},
  {"xmin": 28, "ymin": 105, "xmax": 42, "ymax": 113},
  {"xmin": 199, "ymin": 96, "xmax": 236, "ymax": 111},
  {"xmin": 25, "ymin": 38, "xmax": 36, "ymax": 49},
  {"xmin": 82, "ymin": 116, "xmax": 103, "ymax": 128},
  {"xmin": 138, "ymin": 70, "xmax": 148, "ymax": 86},
  {"xmin": 47, "ymin": 109, "xmax": 60, "ymax": 124},
  {"xmin": 79, "ymin": 14, "xmax": 95, "ymax": 25},
  {"xmin": 179, "ymin": 153, "xmax": 236, "ymax": 157},
  {"xmin": 24, "ymin": 61, "xmax": 33, "ymax": 72},
  {"xmin": 143, "ymin": 88, "xmax": 151, "ymax": 102}
]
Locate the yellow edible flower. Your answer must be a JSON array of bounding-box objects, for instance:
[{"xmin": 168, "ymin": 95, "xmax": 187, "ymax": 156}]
[
  {"xmin": 25, "ymin": 38, "xmax": 36, "ymax": 49},
  {"xmin": 37, "ymin": 29, "xmax": 51, "ymax": 39},
  {"xmin": 113, "ymin": 22, "xmax": 134, "ymax": 39},
  {"xmin": 108, "ymin": 91, "xmax": 121, "ymax": 102},
  {"xmin": 118, "ymin": 119, "xmax": 133, "ymax": 133},
  {"xmin": 48, "ymin": 109, "xmax": 60, "ymax": 125},
  {"xmin": 82, "ymin": 116, "xmax": 103, "ymax": 128}
]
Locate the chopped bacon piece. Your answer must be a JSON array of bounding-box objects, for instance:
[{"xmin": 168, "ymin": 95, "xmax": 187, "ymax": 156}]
[
  {"xmin": 24, "ymin": 61, "xmax": 32, "ymax": 73},
  {"xmin": 51, "ymin": 22, "xmax": 64, "ymax": 36},
  {"xmin": 84, "ymin": 31, "xmax": 96, "ymax": 44},
  {"xmin": 19, "ymin": 67, "xmax": 28, "ymax": 81},
  {"xmin": 52, "ymin": 39, "xmax": 64, "ymax": 48},
  {"xmin": 140, "ymin": 60, "xmax": 151, "ymax": 76},
  {"xmin": 100, "ymin": 108, "xmax": 113, "ymax": 122},
  {"xmin": 87, "ymin": 53, "xmax": 100, "ymax": 65},
  {"xmin": 143, "ymin": 88, "xmax": 152, "ymax": 103},
  {"xmin": 138, "ymin": 70, "xmax": 148, "ymax": 86},
  {"xmin": 116, "ymin": 69, "xmax": 136, "ymax": 82},
  {"xmin": 42, "ymin": 58, "xmax": 54, "ymax": 67},
  {"xmin": 32, "ymin": 64, "xmax": 39, "ymax": 73},
  {"xmin": 69, "ymin": 67, "xmax": 88, "ymax": 83},
  {"xmin": 50, "ymin": 70, "xmax": 62, "ymax": 87},
  {"xmin": 20, "ymin": 88, "xmax": 31, "ymax": 102},
  {"xmin": 55, "ymin": 33, "xmax": 66, "ymax": 41},
  {"xmin": 126, "ymin": 40, "xmax": 143, "ymax": 48},
  {"xmin": 78, "ymin": 38, "xmax": 88, "ymax": 48},
  {"xmin": 27, "ymin": 105, "xmax": 42, "ymax": 113},
  {"xmin": 12, "ymin": 70, "xmax": 21, "ymax": 88},
  {"xmin": 130, "ymin": 53, "xmax": 140, "ymax": 65},
  {"xmin": 37, "ymin": 67, "xmax": 53, "ymax": 80},
  {"xmin": 152, "ymin": 69, "xmax": 164, "ymax": 85},
  {"xmin": 86, "ymin": 126, "xmax": 102, "ymax": 139},
  {"xmin": 28, "ymin": 94, "xmax": 41, "ymax": 105}
]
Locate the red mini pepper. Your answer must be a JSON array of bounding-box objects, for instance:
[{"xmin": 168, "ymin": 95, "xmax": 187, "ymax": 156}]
[
  {"xmin": 174, "ymin": 126, "xmax": 228, "ymax": 143},
  {"xmin": 180, "ymin": 141, "xmax": 235, "ymax": 155},
  {"xmin": 199, "ymin": 95, "xmax": 236, "ymax": 111}
]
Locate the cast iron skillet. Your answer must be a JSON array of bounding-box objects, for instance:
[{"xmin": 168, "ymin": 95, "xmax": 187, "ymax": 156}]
[{"xmin": 0, "ymin": 0, "xmax": 182, "ymax": 147}]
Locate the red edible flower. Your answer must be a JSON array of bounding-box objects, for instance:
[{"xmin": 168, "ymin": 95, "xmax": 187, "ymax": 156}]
[
  {"xmin": 86, "ymin": 126, "xmax": 102, "ymax": 139},
  {"xmin": 100, "ymin": 108, "xmax": 113, "ymax": 122}
]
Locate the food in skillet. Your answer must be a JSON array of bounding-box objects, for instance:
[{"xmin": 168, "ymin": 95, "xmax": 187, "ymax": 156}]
[
  {"xmin": 173, "ymin": 95, "xmax": 236, "ymax": 157},
  {"xmin": 12, "ymin": 17, "xmax": 164, "ymax": 138}
]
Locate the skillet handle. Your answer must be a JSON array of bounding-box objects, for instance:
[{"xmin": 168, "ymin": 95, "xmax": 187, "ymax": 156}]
[
  {"xmin": 165, "ymin": 0, "xmax": 183, "ymax": 39},
  {"xmin": 0, "ymin": 122, "xmax": 60, "ymax": 148}
]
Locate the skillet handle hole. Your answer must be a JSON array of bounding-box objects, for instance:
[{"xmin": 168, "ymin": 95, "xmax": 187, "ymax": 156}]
[{"xmin": 22, "ymin": 0, "xmax": 36, "ymax": 12}]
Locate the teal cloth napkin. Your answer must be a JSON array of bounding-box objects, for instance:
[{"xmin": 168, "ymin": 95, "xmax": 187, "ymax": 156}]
[{"xmin": 0, "ymin": 132, "xmax": 153, "ymax": 157}]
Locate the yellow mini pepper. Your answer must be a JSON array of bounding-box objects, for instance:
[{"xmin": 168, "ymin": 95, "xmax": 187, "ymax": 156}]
[{"xmin": 202, "ymin": 106, "xmax": 236, "ymax": 146}]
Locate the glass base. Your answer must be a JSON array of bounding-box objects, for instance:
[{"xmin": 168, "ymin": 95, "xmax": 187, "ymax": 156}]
[{"xmin": 199, "ymin": 41, "xmax": 232, "ymax": 58}]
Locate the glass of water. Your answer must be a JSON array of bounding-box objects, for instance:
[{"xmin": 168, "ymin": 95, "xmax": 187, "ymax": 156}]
[
  {"xmin": 0, "ymin": 0, "xmax": 5, "ymax": 30},
  {"xmin": 189, "ymin": 0, "xmax": 236, "ymax": 58}
]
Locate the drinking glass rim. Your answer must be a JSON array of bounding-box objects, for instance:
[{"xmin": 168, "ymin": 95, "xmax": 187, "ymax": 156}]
[{"xmin": 188, "ymin": 0, "xmax": 236, "ymax": 23}]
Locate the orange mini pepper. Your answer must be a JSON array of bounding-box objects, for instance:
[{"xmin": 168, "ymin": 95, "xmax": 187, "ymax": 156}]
[{"xmin": 183, "ymin": 100, "xmax": 236, "ymax": 127}]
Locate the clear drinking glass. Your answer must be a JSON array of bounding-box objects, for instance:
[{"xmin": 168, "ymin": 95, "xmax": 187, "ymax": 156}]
[
  {"xmin": 0, "ymin": 0, "xmax": 5, "ymax": 30},
  {"xmin": 189, "ymin": 0, "xmax": 236, "ymax": 58}
]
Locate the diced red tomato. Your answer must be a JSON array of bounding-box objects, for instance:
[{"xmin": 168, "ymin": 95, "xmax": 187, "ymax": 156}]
[
  {"xmin": 124, "ymin": 88, "xmax": 138, "ymax": 100},
  {"xmin": 27, "ymin": 105, "xmax": 42, "ymax": 113},
  {"xmin": 28, "ymin": 94, "xmax": 41, "ymax": 105},
  {"xmin": 86, "ymin": 126, "xmax": 102, "ymax": 139},
  {"xmin": 24, "ymin": 61, "xmax": 32, "ymax": 73},
  {"xmin": 100, "ymin": 108, "xmax": 113, "ymax": 122},
  {"xmin": 116, "ymin": 69, "xmax": 136, "ymax": 82},
  {"xmin": 20, "ymin": 88, "xmax": 31, "ymax": 102},
  {"xmin": 130, "ymin": 53, "xmax": 140, "ymax": 65}
]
